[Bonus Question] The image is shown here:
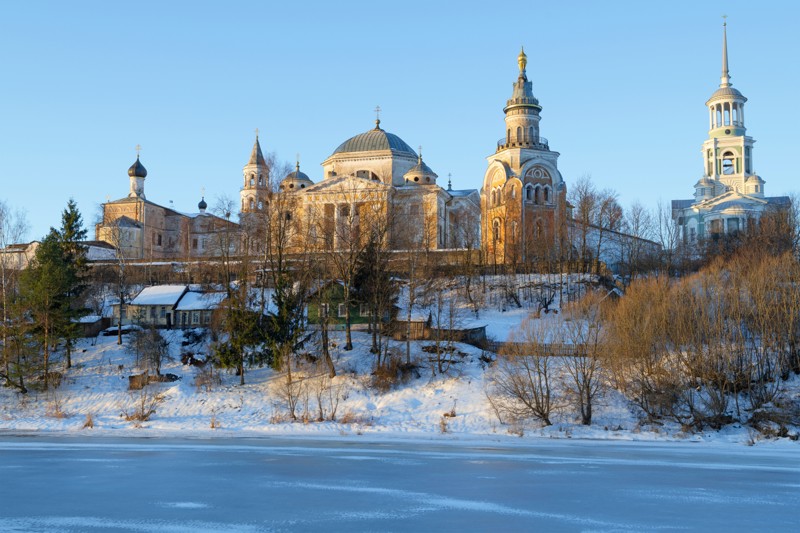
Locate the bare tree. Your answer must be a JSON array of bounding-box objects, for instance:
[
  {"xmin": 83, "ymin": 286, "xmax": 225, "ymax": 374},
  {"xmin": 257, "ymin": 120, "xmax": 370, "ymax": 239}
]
[
  {"xmin": 0, "ymin": 200, "xmax": 28, "ymax": 386},
  {"xmin": 562, "ymin": 291, "xmax": 605, "ymax": 425},
  {"xmin": 488, "ymin": 317, "xmax": 558, "ymax": 426}
]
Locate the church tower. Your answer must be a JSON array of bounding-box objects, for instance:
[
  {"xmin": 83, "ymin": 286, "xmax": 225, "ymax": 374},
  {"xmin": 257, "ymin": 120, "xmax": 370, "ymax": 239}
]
[
  {"xmin": 481, "ymin": 48, "xmax": 567, "ymax": 268},
  {"xmin": 240, "ymin": 132, "xmax": 270, "ymax": 213},
  {"xmin": 699, "ymin": 20, "xmax": 763, "ymax": 200},
  {"xmin": 672, "ymin": 21, "xmax": 788, "ymax": 243}
]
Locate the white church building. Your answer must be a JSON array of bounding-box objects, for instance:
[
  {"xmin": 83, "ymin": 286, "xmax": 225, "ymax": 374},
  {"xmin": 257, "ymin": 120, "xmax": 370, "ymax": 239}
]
[{"xmin": 672, "ymin": 22, "xmax": 790, "ymax": 242}]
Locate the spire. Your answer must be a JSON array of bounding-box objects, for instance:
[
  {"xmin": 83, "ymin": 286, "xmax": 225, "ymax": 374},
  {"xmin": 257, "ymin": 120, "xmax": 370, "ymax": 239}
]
[
  {"xmin": 248, "ymin": 131, "xmax": 267, "ymax": 166},
  {"xmin": 374, "ymin": 105, "xmax": 382, "ymax": 130},
  {"xmin": 518, "ymin": 46, "xmax": 527, "ymax": 77},
  {"xmin": 720, "ymin": 18, "xmax": 731, "ymax": 88},
  {"xmin": 447, "ymin": 173, "xmax": 452, "ymax": 191}
]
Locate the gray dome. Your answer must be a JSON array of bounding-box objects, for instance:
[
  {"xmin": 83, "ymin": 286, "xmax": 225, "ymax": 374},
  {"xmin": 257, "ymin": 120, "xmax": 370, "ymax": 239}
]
[
  {"xmin": 707, "ymin": 86, "xmax": 746, "ymax": 103},
  {"xmin": 280, "ymin": 164, "xmax": 314, "ymax": 190},
  {"xmin": 403, "ymin": 156, "xmax": 438, "ymax": 185},
  {"xmin": 332, "ymin": 125, "xmax": 417, "ymax": 157},
  {"xmin": 128, "ymin": 156, "xmax": 147, "ymax": 178}
]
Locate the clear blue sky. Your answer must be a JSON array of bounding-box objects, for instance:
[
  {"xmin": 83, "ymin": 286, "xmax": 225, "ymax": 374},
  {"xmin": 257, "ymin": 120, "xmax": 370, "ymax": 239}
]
[{"xmin": 1, "ymin": 0, "xmax": 797, "ymax": 241}]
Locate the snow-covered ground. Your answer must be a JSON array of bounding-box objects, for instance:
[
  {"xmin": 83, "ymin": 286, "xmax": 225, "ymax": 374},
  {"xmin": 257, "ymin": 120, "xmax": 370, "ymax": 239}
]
[
  {"xmin": 1, "ymin": 273, "xmax": 798, "ymax": 447},
  {"xmin": 1, "ymin": 325, "xmax": 797, "ymax": 448}
]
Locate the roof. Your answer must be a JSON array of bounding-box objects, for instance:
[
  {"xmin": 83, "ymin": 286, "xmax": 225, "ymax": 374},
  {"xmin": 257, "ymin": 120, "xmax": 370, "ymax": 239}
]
[
  {"xmin": 175, "ymin": 291, "xmax": 226, "ymax": 311},
  {"xmin": 248, "ymin": 137, "xmax": 267, "ymax": 166},
  {"xmin": 130, "ymin": 285, "xmax": 187, "ymax": 306},
  {"xmin": 128, "ymin": 156, "xmax": 147, "ymax": 178},
  {"xmin": 448, "ymin": 189, "xmax": 477, "ymax": 197},
  {"xmin": 706, "ymin": 86, "xmax": 746, "ymax": 103},
  {"xmin": 332, "ymin": 126, "xmax": 417, "ymax": 157}
]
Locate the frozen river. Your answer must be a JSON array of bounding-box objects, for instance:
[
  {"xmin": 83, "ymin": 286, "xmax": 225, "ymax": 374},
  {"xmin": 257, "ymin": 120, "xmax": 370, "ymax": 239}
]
[{"xmin": 0, "ymin": 435, "xmax": 797, "ymax": 532}]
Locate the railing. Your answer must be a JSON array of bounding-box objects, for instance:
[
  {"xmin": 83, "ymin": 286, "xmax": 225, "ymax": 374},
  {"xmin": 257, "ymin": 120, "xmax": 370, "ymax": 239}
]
[{"xmin": 497, "ymin": 136, "xmax": 549, "ymax": 151}]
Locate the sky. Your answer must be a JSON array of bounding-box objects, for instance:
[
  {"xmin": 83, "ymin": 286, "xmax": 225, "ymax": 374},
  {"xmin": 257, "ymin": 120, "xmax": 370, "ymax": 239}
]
[{"xmin": 1, "ymin": 0, "xmax": 798, "ymax": 241}]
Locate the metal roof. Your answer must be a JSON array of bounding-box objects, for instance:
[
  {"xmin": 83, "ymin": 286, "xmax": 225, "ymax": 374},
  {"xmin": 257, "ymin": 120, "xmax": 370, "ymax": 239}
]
[{"xmin": 332, "ymin": 128, "xmax": 417, "ymax": 157}]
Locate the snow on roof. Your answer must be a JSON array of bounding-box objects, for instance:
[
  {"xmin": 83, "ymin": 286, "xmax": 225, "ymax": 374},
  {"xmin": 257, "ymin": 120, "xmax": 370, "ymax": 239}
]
[
  {"xmin": 130, "ymin": 285, "xmax": 187, "ymax": 306},
  {"xmin": 175, "ymin": 291, "xmax": 226, "ymax": 311}
]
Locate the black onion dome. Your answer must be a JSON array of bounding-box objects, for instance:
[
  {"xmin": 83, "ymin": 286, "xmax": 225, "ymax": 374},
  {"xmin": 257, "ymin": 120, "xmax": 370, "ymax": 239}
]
[
  {"xmin": 198, "ymin": 197, "xmax": 208, "ymax": 210},
  {"xmin": 128, "ymin": 156, "xmax": 147, "ymax": 178}
]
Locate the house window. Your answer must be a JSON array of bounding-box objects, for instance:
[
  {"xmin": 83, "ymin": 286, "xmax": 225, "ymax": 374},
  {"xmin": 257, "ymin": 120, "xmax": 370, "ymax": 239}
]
[
  {"xmin": 192, "ymin": 238, "xmax": 198, "ymax": 250},
  {"xmin": 359, "ymin": 303, "xmax": 371, "ymax": 317},
  {"xmin": 157, "ymin": 234, "xmax": 162, "ymax": 246},
  {"xmin": 160, "ymin": 306, "xmax": 166, "ymax": 318},
  {"xmin": 338, "ymin": 303, "xmax": 347, "ymax": 318},
  {"xmin": 318, "ymin": 304, "xmax": 329, "ymax": 318},
  {"xmin": 120, "ymin": 306, "xmax": 127, "ymax": 319},
  {"xmin": 150, "ymin": 307, "xmax": 156, "ymax": 318},
  {"xmin": 203, "ymin": 312, "xmax": 211, "ymax": 325},
  {"xmin": 192, "ymin": 312, "xmax": 199, "ymax": 324}
]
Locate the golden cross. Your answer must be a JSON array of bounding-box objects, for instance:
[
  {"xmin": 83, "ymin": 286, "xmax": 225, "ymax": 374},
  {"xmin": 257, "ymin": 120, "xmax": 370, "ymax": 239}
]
[
  {"xmin": 135, "ymin": 144, "xmax": 141, "ymax": 157},
  {"xmin": 374, "ymin": 105, "xmax": 381, "ymax": 121},
  {"xmin": 722, "ymin": 14, "xmax": 727, "ymax": 26}
]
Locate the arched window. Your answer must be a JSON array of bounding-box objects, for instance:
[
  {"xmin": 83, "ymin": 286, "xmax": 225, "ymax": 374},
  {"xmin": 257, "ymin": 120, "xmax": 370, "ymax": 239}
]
[
  {"xmin": 249, "ymin": 177, "xmax": 254, "ymax": 187},
  {"xmin": 525, "ymin": 185, "xmax": 533, "ymax": 201},
  {"xmin": 511, "ymin": 221, "xmax": 518, "ymax": 242},
  {"xmin": 724, "ymin": 103, "xmax": 730, "ymax": 126},
  {"xmin": 258, "ymin": 200, "xmax": 263, "ymax": 210},
  {"xmin": 492, "ymin": 219, "xmax": 501, "ymax": 243},
  {"xmin": 249, "ymin": 198, "xmax": 254, "ymax": 210},
  {"xmin": 258, "ymin": 174, "xmax": 264, "ymax": 186},
  {"xmin": 543, "ymin": 186, "xmax": 550, "ymax": 203},
  {"xmin": 534, "ymin": 186, "xmax": 542, "ymax": 205},
  {"xmin": 510, "ymin": 185, "xmax": 516, "ymax": 199},
  {"xmin": 722, "ymin": 151, "xmax": 735, "ymax": 175},
  {"xmin": 516, "ymin": 126, "xmax": 522, "ymax": 143}
]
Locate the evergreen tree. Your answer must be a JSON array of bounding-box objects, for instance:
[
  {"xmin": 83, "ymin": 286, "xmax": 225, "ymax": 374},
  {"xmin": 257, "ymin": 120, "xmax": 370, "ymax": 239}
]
[
  {"xmin": 19, "ymin": 230, "xmax": 71, "ymax": 388},
  {"xmin": 56, "ymin": 199, "xmax": 89, "ymax": 368}
]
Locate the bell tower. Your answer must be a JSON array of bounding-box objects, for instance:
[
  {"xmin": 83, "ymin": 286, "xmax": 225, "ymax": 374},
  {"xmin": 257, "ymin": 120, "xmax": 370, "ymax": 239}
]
[
  {"xmin": 240, "ymin": 131, "xmax": 270, "ymax": 213},
  {"xmin": 701, "ymin": 21, "xmax": 763, "ymax": 198}
]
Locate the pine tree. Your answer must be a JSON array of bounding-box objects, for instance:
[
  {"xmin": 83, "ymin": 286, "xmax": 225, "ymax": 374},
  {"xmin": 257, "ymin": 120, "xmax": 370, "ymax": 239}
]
[
  {"xmin": 56, "ymin": 198, "xmax": 89, "ymax": 368},
  {"xmin": 19, "ymin": 230, "xmax": 71, "ymax": 389}
]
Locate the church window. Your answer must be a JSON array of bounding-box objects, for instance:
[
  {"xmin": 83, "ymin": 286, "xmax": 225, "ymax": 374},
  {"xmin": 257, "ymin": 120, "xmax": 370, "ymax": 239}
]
[
  {"xmin": 250, "ymin": 178, "xmax": 255, "ymax": 187},
  {"xmin": 516, "ymin": 126, "xmax": 522, "ymax": 143},
  {"xmin": 543, "ymin": 187, "xmax": 550, "ymax": 203},
  {"xmin": 529, "ymin": 127, "xmax": 534, "ymax": 143},
  {"xmin": 249, "ymin": 198, "xmax": 255, "ymax": 210},
  {"xmin": 258, "ymin": 200, "xmax": 263, "ymax": 209},
  {"xmin": 426, "ymin": 177, "xmax": 430, "ymax": 183},
  {"xmin": 414, "ymin": 177, "xmax": 419, "ymax": 182},
  {"xmin": 289, "ymin": 183, "xmax": 294, "ymax": 188},
  {"xmin": 300, "ymin": 184, "xmax": 306, "ymax": 188},
  {"xmin": 192, "ymin": 238, "xmax": 198, "ymax": 250},
  {"xmin": 723, "ymin": 104, "xmax": 731, "ymax": 126},
  {"xmin": 534, "ymin": 186, "xmax": 542, "ymax": 205},
  {"xmin": 492, "ymin": 219, "xmax": 501, "ymax": 243},
  {"xmin": 511, "ymin": 221, "xmax": 518, "ymax": 242},
  {"xmin": 507, "ymin": 129, "xmax": 511, "ymax": 144},
  {"xmin": 525, "ymin": 185, "xmax": 533, "ymax": 201},
  {"xmin": 716, "ymin": 106, "xmax": 722, "ymax": 128},
  {"xmin": 285, "ymin": 211, "xmax": 292, "ymax": 221}
]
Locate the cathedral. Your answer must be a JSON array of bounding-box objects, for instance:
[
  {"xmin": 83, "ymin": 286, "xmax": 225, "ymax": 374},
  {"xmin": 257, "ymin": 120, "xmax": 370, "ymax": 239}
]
[
  {"xmin": 672, "ymin": 22, "xmax": 790, "ymax": 242},
  {"xmin": 239, "ymin": 119, "xmax": 481, "ymax": 253}
]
